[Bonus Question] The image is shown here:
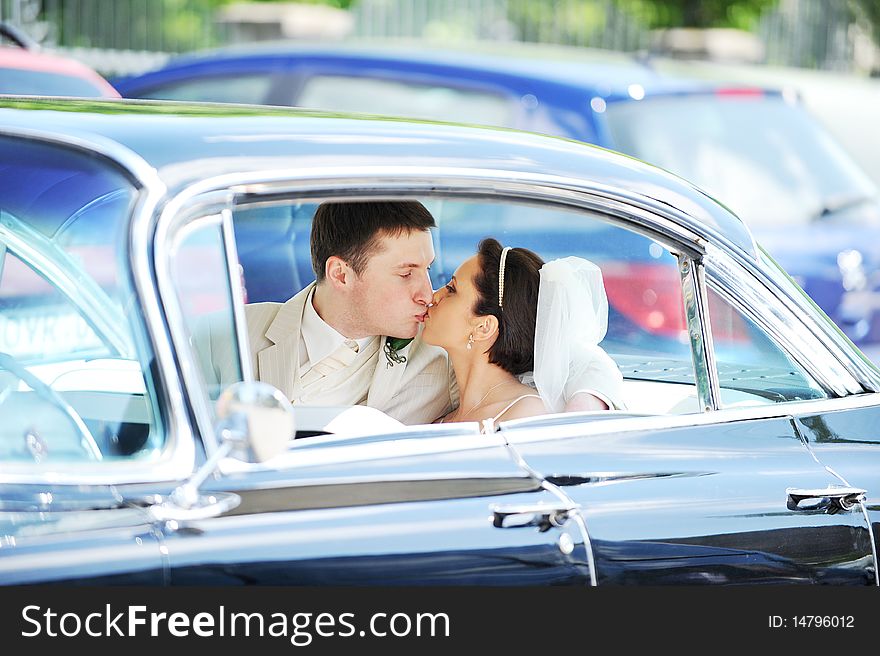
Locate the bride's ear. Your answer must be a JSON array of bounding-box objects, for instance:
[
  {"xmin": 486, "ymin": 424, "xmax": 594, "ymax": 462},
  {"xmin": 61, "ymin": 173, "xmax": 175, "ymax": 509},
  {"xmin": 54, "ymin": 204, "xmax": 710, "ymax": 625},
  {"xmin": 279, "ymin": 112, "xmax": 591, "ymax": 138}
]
[{"xmin": 471, "ymin": 315, "xmax": 499, "ymax": 344}]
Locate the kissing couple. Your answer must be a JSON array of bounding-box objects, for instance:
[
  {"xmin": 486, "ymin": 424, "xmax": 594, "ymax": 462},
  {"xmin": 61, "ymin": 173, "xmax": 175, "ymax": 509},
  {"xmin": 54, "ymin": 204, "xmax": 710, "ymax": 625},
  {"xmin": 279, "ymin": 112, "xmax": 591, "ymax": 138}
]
[{"xmin": 229, "ymin": 200, "xmax": 625, "ymax": 429}]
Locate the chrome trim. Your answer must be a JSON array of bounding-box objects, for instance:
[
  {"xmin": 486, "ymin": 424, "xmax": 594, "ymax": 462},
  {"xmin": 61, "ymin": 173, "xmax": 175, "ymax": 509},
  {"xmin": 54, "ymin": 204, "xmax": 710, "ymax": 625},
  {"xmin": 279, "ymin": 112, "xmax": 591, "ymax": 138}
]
[
  {"xmin": 693, "ymin": 258, "xmax": 722, "ymax": 410},
  {"xmin": 154, "ymin": 168, "xmax": 715, "ymax": 457},
  {"xmin": 148, "ymin": 491, "xmax": 241, "ymax": 523},
  {"xmin": 793, "ymin": 422, "xmax": 880, "ymax": 586},
  {"xmin": 706, "ymin": 245, "xmax": 861, "ymax": 397},
  {"xmin": 858, "ymin": 501, "xmax": 880, "ymax": 586},
  {"xmin": 541, "ymin": 480, "xmax": 597, "ymax": 587},
  {"xmin": 499, "ymin": 390, "xmax": 880, "ymax": 446},
  {"xmin": 501, "ymin": 435, "xmax": 596, "ymax": 587},
  {"xmin": 758, "ymin": 246, "xmax": 880, "ymax": 391},
  {"xmin": 219, "ymin": 429, "xmax": 501, "ymax": 476},
  {"xmin": 785, "ymin": 485, "xmax": 866, "ymax": 510},
  {"xmin": 153, "ymin": 190, "xmax": 238, "ymax": 456},
  {"xmin": 0, "ymin": 126, "xmax": 196, "ymax": 485},
  {"xmin": 129, "ymin": 178, "xmax": 198, "ymax": 479},
  {"xmin": 154, "ymin": 210, "xmax": 228, "ymax": 456},
  {"xmin": 158, "ymin": 166, "xmax": 711, "ymax": 259},
  {"xmin": 221, "ymin": 208, "xmax": 254, "ymax": 384},
  {"xmin": 679, "ymin": 255, "xmax": 719, "ymax": 411}
]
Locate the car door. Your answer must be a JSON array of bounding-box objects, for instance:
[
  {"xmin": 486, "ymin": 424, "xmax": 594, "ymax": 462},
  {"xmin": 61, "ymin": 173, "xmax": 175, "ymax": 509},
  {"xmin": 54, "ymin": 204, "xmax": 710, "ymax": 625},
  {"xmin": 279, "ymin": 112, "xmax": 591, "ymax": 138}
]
[
  {"xmin": 154, "ymin": 199, "xmax": 592, "ymax": 586},
  {"xmin": 791, "ymin": 403, "xmax": 880, "ymax": 563},
  {"xmin": 500, "ymin": 241, "xmax": 876, "ymax": 584},
  {"xmin": 505, "ymin": 413, "xmax": 873, "ymax": 585},
  {"xmin": 156, "ymin": 427, "xmax": 592, "ymax": 586}
]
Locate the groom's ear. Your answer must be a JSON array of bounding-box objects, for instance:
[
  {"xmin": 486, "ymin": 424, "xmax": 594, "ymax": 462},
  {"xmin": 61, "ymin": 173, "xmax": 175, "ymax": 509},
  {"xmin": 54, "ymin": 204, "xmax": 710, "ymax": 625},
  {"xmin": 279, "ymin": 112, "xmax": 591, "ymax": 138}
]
[
  {"xmin": 325, "ymin": 255, "xmax": 351, "ymax": 289},
  {"xmin": 472, "ymin": 315, "xmax": 499, "ymax": 343}
]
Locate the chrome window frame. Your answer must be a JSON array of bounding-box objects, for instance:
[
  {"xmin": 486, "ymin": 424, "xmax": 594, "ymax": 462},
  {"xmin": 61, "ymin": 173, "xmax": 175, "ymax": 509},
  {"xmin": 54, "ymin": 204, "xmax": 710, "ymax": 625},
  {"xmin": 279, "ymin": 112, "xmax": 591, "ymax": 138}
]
[
  {"xmin": 152, "ymin": 165, "xmax": 874, "ymax": 465},
  {"xmin": 678, "ymin": 254, "xmax": 720, "ymax": 412},
  {"xmin": 756, "ymin": 245, "xmax": 880, "ymax": 390},
  {"xmin": 501, "ymin": 388, "xmax": 880, "ymax": 447},
  {"xmin": 154, "ymin": 195, "xmax": 252, "ymax": 456},
  {"xmin": 155, "ymin": 168, "xmax": 712, "ymax": 464},
  {"xmin": 0, "ymin": 127, "xmax": 195, "ymax": 485},
  {"xmin": 705, "ymin": 244, "xmax": 865, "ymax": 398}
]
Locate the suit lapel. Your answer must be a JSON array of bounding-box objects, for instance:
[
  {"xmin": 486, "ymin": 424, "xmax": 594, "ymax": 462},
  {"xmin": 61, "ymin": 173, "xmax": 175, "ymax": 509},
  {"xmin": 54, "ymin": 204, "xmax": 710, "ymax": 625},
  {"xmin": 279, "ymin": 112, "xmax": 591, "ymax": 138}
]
[
  {"xmin": 367, "ymin": 336, "xmax": 411, "ymax": 409},
  {"xmin": 256, "ymin": 283, "xmax": 313, "ymax": 400}
]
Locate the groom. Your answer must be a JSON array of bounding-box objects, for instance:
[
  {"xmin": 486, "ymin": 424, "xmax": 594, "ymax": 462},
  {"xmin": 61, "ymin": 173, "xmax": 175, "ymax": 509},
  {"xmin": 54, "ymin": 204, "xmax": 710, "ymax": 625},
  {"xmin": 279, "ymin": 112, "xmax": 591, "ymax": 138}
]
[
  {"xmin": 225, "ymin": 199, "xmax": 609, "ymax": 424},
  {"xmin": 240, "ymin": 200, "xmax": 452, "ymax": 424}
]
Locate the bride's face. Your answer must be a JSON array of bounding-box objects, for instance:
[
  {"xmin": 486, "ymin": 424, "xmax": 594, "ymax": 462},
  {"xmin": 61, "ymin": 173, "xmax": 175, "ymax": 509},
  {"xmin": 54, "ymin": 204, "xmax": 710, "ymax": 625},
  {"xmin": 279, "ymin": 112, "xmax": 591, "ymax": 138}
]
[{"xmin": 422, "ymin": 254, "xmax": 480, "ymax": 350}]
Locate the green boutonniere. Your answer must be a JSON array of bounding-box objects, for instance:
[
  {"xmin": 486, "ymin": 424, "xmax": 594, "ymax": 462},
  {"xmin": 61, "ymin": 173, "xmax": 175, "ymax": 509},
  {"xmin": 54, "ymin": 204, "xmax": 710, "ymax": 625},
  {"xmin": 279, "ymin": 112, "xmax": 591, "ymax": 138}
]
[{"xmin": 384, "ymin": 336, "xmax": 413, "ymax": 367}]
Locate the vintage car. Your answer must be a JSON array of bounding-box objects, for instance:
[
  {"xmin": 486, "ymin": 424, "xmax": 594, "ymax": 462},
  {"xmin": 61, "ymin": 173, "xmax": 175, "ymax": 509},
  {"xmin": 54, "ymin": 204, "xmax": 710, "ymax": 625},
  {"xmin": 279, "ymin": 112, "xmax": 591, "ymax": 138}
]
[{"xmin": 1, "ymin": 97, "xmax": 879, "ymax": 586}]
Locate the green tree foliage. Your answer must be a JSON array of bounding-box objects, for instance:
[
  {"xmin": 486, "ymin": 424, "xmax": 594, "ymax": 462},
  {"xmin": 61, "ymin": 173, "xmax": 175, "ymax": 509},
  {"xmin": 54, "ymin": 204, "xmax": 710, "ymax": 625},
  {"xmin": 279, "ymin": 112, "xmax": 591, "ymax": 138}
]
[
  {"xmin": 614, "ymin": 0, "xmax": 779, "ymax": 29},
  {"xmin": 850, "ymin": 0, "xmax": 880, "ymax": 49}
]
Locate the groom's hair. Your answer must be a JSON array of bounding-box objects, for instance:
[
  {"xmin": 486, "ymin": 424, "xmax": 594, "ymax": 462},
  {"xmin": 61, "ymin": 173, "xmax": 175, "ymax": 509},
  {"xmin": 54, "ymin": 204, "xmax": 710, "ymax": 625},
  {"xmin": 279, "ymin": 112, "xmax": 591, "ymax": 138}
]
[
  {"xmin": 473, "ymin": 237, "xmax": 544, "ymax": 376},
  {"xmin": 311, "ymin": 200, "xmax": 436, "ymax": 282}
]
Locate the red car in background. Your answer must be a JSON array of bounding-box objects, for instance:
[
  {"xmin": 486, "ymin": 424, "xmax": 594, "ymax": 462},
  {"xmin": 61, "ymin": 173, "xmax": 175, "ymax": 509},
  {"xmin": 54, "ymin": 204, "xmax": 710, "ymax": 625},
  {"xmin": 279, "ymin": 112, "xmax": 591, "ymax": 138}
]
[{"xmin": 0, "ymin": 22, "xmax": 118, "ymax": 98}]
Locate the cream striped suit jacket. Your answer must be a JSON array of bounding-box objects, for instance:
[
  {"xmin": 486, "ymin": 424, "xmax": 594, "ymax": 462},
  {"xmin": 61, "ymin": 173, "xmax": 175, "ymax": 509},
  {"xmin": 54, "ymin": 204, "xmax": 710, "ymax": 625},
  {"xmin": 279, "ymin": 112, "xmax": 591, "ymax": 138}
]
[{"xmin": 209, "ymin": 283, "xmax": 457, "ymax": 425}]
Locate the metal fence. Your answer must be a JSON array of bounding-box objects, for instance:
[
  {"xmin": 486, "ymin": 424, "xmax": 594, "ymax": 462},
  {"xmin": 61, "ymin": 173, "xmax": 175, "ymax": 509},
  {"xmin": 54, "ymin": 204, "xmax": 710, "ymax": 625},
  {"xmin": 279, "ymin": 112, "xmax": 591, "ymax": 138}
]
[
  {"xmin": 352, "ymin": 0, "xmax": 648, "ymax": 51},
  {"xmin": 1, "ymin": 0, "xmax": 877, "ymax": 77},
  {"xmin": 760, "ymin": 0, "xmax": 878, "ymax": 72}
]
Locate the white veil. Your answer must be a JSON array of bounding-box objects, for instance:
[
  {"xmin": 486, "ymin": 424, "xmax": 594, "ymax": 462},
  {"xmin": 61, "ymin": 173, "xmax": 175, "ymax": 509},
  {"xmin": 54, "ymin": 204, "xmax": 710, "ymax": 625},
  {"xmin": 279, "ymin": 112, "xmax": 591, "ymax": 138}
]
[{"xmin": 532, "ymin": 256, "xmax": 622, "ymax": 412}]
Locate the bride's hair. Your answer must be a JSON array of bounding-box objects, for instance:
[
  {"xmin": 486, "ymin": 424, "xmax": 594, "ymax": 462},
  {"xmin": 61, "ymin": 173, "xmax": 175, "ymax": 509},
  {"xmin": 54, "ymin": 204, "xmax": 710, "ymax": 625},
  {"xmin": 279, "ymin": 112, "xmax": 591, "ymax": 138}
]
[{"xmin": 471, "ymin": 237, "xmax": 544, "ymax": 375}]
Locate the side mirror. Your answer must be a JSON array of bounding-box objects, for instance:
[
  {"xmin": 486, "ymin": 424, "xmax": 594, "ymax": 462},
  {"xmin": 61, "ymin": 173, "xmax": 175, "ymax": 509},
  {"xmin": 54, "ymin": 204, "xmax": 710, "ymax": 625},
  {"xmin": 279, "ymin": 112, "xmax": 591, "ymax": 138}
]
[
  {"xmin": 215, "ymin": 381, "xmax": 295, "ymax": 463},
  {"xmin": 157, "ymin": 382, "xmax": 295, "ymax": 515}
]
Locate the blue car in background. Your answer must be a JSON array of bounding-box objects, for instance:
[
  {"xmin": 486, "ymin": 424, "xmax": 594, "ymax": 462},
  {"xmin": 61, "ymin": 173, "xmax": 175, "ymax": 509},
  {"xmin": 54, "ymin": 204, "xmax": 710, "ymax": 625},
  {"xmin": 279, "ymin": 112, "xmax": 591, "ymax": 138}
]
[{"xmin": 115, "ymin": 42, "xmax": 880, "ymax": 357}]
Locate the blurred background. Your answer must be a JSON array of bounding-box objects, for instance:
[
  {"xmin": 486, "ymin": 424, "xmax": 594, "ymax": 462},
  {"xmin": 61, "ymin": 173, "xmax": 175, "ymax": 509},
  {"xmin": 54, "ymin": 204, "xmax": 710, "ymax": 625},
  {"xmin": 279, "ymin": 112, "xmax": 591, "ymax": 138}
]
[
  {"xmin": 2, "ymin": 0, "xmax": 879, "ymax": 179},
  {"xmin": 3, "ymin": 0, "xmax": 880, "ymax": 359}
]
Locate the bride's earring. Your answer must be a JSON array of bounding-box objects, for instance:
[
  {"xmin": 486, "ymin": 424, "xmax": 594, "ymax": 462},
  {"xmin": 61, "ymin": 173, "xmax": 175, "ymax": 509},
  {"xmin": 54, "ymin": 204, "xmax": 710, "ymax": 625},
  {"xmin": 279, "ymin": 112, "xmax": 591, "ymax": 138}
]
[{"xmin": 466, "ymin": 333, "xmax": 474, "ymax": 350}]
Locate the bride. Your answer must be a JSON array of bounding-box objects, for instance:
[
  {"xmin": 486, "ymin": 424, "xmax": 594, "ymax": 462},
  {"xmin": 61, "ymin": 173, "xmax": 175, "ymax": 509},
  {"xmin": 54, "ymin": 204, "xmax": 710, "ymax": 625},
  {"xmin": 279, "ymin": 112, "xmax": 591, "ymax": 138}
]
[{"xmin": 422, "ymin": 237, "xmax": 624, "ymax": 427}]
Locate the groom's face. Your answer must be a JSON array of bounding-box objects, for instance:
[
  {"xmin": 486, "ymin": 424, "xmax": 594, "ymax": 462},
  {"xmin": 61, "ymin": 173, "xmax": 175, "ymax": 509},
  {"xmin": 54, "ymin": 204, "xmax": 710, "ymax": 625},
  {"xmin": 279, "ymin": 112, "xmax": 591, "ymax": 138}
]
[{"xmin": 348, "ymin": 228, "xmax": 435, "ymax": 339}]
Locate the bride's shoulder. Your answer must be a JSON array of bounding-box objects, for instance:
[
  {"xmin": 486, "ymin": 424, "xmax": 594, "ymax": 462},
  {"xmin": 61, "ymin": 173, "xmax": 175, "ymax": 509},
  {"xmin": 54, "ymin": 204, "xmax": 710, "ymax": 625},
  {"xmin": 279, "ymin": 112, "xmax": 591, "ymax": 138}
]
[{"xmin": 494, "ymin": 393, "xmax": 545, "ymax": 421}]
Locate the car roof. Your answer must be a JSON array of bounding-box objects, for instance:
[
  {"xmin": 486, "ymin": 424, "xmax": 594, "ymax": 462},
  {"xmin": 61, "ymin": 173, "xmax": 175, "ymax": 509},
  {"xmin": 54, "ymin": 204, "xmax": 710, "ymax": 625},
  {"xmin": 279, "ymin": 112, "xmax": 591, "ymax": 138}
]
[
  {"xmin": 0, "ymin": 45, "xmax": 120, "ymax": 97},
  {"xmin": 117, "ymin": 40, "xmax": 758, "ymax": 101},
  {"xmin": 0, "ymin": 96, "xmax": 756, "ymax": 259}
]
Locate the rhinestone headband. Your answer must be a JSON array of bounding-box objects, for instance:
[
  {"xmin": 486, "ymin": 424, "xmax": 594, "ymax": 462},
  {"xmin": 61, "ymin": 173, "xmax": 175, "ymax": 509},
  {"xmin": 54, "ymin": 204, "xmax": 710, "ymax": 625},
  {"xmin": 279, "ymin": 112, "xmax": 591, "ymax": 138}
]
[{"xmin": 498, "ymin": 246, "xmax": 512, "ymax": 310}]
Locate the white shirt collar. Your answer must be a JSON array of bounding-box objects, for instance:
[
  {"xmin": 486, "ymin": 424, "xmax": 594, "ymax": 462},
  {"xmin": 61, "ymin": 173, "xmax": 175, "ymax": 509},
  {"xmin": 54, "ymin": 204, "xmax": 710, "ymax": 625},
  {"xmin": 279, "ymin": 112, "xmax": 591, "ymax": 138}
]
[{"xmin": 301, "ymin": 288, "xmax": 371, "ymax": 365}]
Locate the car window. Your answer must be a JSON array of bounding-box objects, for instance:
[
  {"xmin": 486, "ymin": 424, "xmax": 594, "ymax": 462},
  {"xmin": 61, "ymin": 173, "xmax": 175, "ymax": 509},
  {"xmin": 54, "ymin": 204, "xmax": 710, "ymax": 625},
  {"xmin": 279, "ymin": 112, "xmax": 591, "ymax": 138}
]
[
  {"xmin": 133, "ymin": 73, "xmax": 275, "ymax": 104},
  {"xmin": 603, "ymin": 94, "xmax": 877, "ymax": 228},
  {"xmin": 224, "ymin": 194, "xmax": 836, "ymax": 427},
  {"xmin": 170, "ymin": 213, "xmax": 246, "ymax": 406},
  {"xmin": 0, "ymin": 137, "xmax": 163, "ymax": 465},
  {"xmin": 0, "ymin": 248, "xmax": 105, "ymax": 360},
  {"xmin": 296, "ymin": 74, "xmax": 514, "ymax": 127},
  {"xmin": 231, "ymin": 196, "xmax": 705, "ymax": 417},
  {"xmin": 706, "ymin": 286, "xmax": 826, "ymax": 405}
]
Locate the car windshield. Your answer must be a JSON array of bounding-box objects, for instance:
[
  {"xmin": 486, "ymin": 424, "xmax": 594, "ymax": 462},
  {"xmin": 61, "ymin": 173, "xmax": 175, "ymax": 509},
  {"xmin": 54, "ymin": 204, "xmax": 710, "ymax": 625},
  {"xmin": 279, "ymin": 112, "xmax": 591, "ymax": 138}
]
[
  {"xmin": 0, "ymin": 136, "xmax": 164, "ymax": 464},
  {"xmin": 604, "ymin": 93, "xmax": 879, "ymax": 228}
]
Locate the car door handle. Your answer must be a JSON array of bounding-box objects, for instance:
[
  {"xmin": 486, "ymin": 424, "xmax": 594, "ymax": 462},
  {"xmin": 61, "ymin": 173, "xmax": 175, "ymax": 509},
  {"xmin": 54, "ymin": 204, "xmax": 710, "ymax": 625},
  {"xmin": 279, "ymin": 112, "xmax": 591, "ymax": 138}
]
[
  {"xmin": 490, "ymin": 502, "xmax": 578, "ymax": 532},
  {"xmin": 786, "ymin": 486, "xmax": 866, "ymax": 513}
]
